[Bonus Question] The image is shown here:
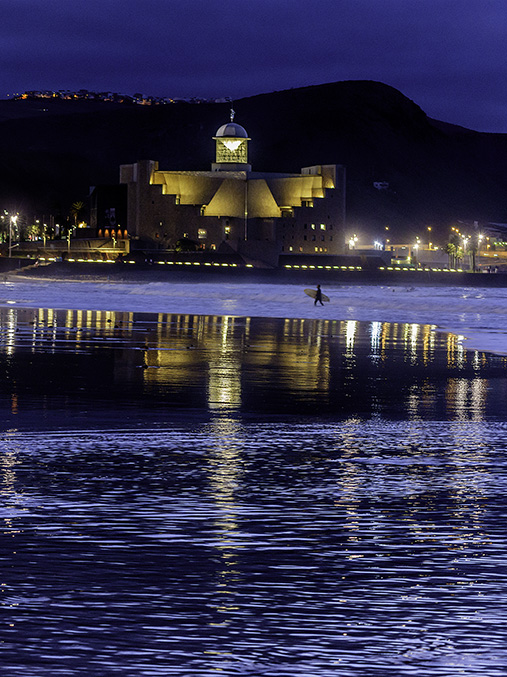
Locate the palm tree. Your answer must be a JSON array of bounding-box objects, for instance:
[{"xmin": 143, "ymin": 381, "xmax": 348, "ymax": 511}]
[
  {"xmin": 443, "ymin": 242, "xmax": 457, "ymax": 269},
  {"xmin": 70, "ymin": 201, "xmax": 85, "ymax": 227},
  {"xmin": 175, "ymin": 237, "xmax": 198, "ymax": 252}
]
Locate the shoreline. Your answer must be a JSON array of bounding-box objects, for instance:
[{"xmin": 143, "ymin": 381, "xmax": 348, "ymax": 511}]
[{"xmin": 4, "ymin": 262, "xmax": 507, "ymax": 356}]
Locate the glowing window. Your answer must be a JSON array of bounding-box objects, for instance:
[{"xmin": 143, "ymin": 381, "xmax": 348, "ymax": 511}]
[{"xmin": 198, "ymin": 228, "xmax": 207, "ymax": 239}]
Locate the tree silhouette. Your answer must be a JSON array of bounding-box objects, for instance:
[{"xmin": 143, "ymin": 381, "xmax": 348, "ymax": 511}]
[{"xmin": 70, "ymin": 201, "xmax": 85, "ymax": 227}]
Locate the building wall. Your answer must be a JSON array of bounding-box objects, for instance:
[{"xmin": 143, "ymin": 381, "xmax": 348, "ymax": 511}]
[
  {"xmin": 119, "ymin": 160, "xmax": 346, "ymax": 264},
  {"xmin": 89, "ymin": 184, "xmax": 128, "ymax": 237}
]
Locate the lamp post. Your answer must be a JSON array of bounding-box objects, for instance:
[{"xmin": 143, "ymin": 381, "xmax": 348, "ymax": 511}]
[
  {"xmin": 348, "ymin": 234, "xmax": 358, "ymax": 250},
  {"xmin": 462, "ymin": 236, "xmax": 470, "ymax": 270},
  {"xmin": 67, "ymin": 225, "xmax": 75, "ymax": 253},
  {"xmin": 9, "ymin": 215, "xmax": 17, "ymax": 258}
]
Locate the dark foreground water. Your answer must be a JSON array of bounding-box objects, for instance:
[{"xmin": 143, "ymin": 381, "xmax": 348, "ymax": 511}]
[{"xmin": 1, "ymin": 308, "xmax": 507, "ymax": 676}]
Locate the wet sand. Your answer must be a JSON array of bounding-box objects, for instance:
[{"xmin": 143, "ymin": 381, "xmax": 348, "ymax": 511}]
[{"xmin": 0, "ymin": 306, "xmax": 506, "ymax": 431}]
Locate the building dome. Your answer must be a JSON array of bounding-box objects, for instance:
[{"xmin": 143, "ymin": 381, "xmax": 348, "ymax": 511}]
[{"xmin": 214, "ymin": 122, "xmax": 249, "ymax": 139}]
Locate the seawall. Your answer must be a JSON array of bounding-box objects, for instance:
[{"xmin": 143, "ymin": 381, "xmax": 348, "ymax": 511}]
[{"xmin": 12, "ymin": 260, "xmax": 507, "ymax": 288}]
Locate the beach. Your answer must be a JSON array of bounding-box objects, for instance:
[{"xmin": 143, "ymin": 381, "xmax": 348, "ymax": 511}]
[
  {"xmin": 1, "ymin": 274, "xmax": 507, "ymax": 675},
  {"xmin": 6, "ymin": 262, "xmax": 507, "ymax": 353}
]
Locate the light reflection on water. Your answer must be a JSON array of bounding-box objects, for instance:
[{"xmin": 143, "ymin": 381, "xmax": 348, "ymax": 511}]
[
  {"xmin": 0, "ymin": 306, "xmax": 505, "ymax": 421},
  {"xmin": 1, "ymin": 422, "xmax": 507, "ymax": 675},
  {"xmin": 0, "ymin": 308, "xmax": 506, "ymax": 674}
]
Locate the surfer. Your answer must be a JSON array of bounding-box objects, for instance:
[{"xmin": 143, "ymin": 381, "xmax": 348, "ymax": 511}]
[{"xmin": 314, "ymin": 284, "xmax": 324, "ymax": 306}]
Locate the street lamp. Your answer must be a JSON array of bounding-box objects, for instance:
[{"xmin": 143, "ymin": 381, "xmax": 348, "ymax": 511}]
[
  {"xmin": 413, "ymin": 242, "xmax": 419, "ymax": 264},
  {"xmin": 348, "ymin": 234, "xmax": 358, "ymax": 250},
  {"xmin": 67, "ymin": 226, "xmax": 75, "ymax": 252},
  {"xmin": 9, "ymin": 215, "xmax": 17, "ymax": 258}
]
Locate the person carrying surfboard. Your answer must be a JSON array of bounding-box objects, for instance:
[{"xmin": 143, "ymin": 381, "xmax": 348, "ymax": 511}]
[
  {"xmin": 314, "ymin": 284, "xmax": 324, "ymax": 306},
  {"xmin": 304, "ymin": 287, "xmax": 329, "ymax": 303}
]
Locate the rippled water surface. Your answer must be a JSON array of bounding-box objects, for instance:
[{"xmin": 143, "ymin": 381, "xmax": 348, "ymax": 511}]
[{"xmin": 1, "ymin": 307, "xmax": 507, "ymax": 675}]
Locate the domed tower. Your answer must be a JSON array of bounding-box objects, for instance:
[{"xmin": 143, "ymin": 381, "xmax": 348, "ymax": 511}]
[{"xmin": 212, "ymin": 109, "xmax": 251, "ymax": 171}]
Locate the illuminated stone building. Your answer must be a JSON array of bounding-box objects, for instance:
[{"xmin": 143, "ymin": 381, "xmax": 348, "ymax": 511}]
[{"xmin": 120, "ymin": 111, "xmax": 346, "ymax": 266}]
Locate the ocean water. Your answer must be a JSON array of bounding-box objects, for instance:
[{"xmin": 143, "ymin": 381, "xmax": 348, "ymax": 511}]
[
  {"xmin": 1, "ymin": 277, "xmax": 507, "ymax": 354},
  {"xmin": 1, "ymin": 279, "xmax": 507, "ymax": 676}
]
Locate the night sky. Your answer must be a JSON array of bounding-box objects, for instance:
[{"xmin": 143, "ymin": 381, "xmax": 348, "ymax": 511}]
[{"xmin": 3, "ymin": 0, "xmax": 507, "ymax": 132}]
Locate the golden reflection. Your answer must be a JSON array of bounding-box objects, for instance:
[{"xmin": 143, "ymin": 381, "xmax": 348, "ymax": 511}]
[
  {"xmin": 208, "ymin": 361, "xmax": 242, "ymax": 410},
  {"xmin": 208, "ymin": 317, "xmax": 242, "ymax": 411},
  {"xmin": 5, "ymin": 308, "xmax": 16, "ymax": 356},
  {"xmin": 406, "ymin": 379, "xmax": 437, "ymax": 420},
  {"xmin": 0, "ymin": 445, "xmax": 18, "ymax": 497},
  {"xmin": 369, "ymin": 320, "xmax": 389, "ymax": 365},
  {"xmin": 243, "ymin": 316, "xmax": 332, "ymax": 399},
  {"xmin": 421, "ymin": 325, "xmax": 436, "ymax": 366},
  {"xmin": 64, "ymin": 309, "xmax": 74, "ymax": 340},
  {"xmin": 409, "ymin": 323, "xmax": 419, "ymax": 363},
  {"xmin": 447, "ymin": 333, "xmax": 466, "ymax": 369},
  {"xmin": 445, "ymin": 377, "xmax": 487, "ymax": 421},
  {"xmin": 331, "ymin": 421, "xmax": 364, "ymax": 555},
  {"xmin": 336, "ymin": 471, "xmax": 363, "ymax": 535},
  {"xmin": 205, "ymin": 417, "xmax": 245, "ymax": 623},
  {"xmin": 391, "ymin": 322, "xmax": 400, "ymax": 344},
  {"xmin": 406, "ymin": 385, "xmax": 421, "ymax": 420},
  {"xmin": 0, "ymin": 308, "xmax": 498, "ymax": 423},
  {"xmin": 0, "ymin": 436, "xmax": 24, "ymax": 541}
]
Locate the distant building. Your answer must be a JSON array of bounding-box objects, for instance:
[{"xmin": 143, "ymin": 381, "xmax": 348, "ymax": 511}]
[
  {"xmin": 119, "ymin": 112, "xmax": 346, "ymax": 266},
  {"xmin": 483, "ymin": 222, "xmax": 507, "ymax": 242},
  {"xmin": 89, "ymin": 184, "xmax": 128, "ymax": 239}
]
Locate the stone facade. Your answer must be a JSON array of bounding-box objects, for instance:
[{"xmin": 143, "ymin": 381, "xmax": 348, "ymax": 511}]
[{"xmin": 120, "ymin": 119, "xmax": 345, "ymax": 267}]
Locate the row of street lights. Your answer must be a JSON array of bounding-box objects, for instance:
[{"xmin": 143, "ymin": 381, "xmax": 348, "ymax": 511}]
[{"xmin": 346, "ymin": 226, "xmax": 487, "ymax": 254}]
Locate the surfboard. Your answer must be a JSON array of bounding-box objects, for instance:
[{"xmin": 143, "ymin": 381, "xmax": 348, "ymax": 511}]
[{"xmin": 304, "ymin": 288, "xmax": 330, "ymax": 302}]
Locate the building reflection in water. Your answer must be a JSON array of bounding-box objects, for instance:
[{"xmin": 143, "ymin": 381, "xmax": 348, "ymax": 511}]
[
  {"xmin": 0, "ymin": 432, "xmax": 24, "ymax": 552},
  {"xmin": 0, "ymin": 307, "xmax": 504, "ymax": 421},
  {"xmin": 369, "ymin": 321, "xmax": 383, "ymax": 364},
  {"xmin": 204, "ymin": 416, "xmax": 245, "ymax": 626},
  {"xmin": 207, "ymin": 316, "xmax": 243, "ymax": 412}
]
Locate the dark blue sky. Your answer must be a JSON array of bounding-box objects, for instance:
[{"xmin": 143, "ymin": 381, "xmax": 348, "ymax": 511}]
[{"xmin": 3, "ymin": 0, "xmax": 507, "ymax": 132}]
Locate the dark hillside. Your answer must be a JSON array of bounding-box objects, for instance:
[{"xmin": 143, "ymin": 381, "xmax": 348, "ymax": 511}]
[{"xmin": 1, "ymin": 81, "xmax": 506, "ymax": 240}]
